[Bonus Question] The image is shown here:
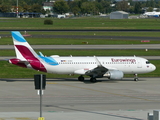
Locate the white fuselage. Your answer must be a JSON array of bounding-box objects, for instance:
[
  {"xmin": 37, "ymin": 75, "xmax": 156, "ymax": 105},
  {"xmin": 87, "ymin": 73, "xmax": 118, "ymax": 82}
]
[{"xmin": 40, "ymin": 56, "xmax": 155, "ymax": 75}]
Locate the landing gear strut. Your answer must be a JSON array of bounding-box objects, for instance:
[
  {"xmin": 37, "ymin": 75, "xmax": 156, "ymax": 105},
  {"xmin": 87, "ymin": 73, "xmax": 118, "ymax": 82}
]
[{"xmin": 134, "ymin": 74, "xmax": 138, "ymax": 81}]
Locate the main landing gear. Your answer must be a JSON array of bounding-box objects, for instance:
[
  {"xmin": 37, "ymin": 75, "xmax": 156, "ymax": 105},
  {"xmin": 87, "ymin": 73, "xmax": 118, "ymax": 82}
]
[
  {"xmin": 78, "ymin": 75, "xmax": 84, "ymax": 81},
  {"xmin": 78, "ymin": 76, "xmax": 97, "ymax": 82},
  {"xmin": 134, "ymin": 74, "xmax": 138, "ymax": 81}
]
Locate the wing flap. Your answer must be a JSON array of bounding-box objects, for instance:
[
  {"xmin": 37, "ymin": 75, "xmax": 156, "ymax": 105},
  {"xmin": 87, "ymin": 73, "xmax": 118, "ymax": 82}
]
[
  {"xmin": 85, "ymin": 66, "xmax": 108, "ymax": 77},
  {"xmin": 85, "ymin": 56, "xmax": 108, "ymax": 77}
]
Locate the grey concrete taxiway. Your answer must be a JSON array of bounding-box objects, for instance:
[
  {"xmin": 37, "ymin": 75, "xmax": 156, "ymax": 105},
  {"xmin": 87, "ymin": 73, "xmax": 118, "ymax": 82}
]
[{"xmin": 0, "ymin": 77, "xmax": 160, "ymax": 120}]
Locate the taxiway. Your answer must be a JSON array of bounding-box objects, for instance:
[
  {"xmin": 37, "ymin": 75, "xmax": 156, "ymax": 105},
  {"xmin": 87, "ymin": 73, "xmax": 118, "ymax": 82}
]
[{"xmin": 0, "ymin": 77, "xmax": 160, "ymax": 119}]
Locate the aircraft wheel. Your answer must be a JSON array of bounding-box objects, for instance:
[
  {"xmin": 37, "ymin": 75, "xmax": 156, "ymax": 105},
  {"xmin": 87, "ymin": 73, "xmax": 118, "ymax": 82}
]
[
  {"xmin": 134, "ymin": 74, "xmax": 138, "ymax": 81},
  {"xmin": 78, "ymin": 76, "xmax": 84, "ymax": 81},
  {"xmin": 134, "ymin": 78, "xmax": 138, "ymax": 81}
]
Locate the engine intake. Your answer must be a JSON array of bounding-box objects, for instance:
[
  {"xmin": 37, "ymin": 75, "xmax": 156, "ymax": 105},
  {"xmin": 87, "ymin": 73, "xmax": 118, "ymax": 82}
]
[{"xmin": 103, "ymin": 70, "xmax": 124, "ymax": 80}]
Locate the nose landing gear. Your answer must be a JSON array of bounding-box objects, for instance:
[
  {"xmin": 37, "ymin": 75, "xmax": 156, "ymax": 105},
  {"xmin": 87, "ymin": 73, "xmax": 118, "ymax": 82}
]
[{"xmin": 134, "ymin": 74, "xmax": 138, "ymax": 81}]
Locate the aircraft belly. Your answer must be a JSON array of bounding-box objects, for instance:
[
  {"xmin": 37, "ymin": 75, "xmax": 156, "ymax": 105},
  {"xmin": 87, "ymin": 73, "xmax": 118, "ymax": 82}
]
[
  {"xmin": 108, "ymin": 64, "xmax": 134, "ymax": 74},
  {"xmin": 122, "ymin": 65, "xmax": 133, "ymax": 74},
  {"xmin": 46, "ymin": 64, "xmax": 78, "ymax": 74}
]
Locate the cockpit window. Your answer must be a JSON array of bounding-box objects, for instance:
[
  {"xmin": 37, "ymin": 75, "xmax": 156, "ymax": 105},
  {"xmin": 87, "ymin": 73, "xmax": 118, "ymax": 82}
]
[{"xmin": 146, "ymin": 61, "xmax": 150, "ymax": 64}]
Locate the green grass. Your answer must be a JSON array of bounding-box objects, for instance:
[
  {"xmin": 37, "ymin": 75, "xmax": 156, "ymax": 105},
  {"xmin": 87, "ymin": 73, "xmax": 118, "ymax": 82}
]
[
  {"xmin": 31, "ymin": 31, "xmax": 160, "ymax": 37},
  {"xmin": 0, "ymin": 37, "xmax": 160, "ymax": 45},
  {"xmin": 0, "ymin": 18, "xmax": 160, "ymax": 29},
  {"xmin": 2, "ymin": 31, "xmax": 160, "ymax": 37}
]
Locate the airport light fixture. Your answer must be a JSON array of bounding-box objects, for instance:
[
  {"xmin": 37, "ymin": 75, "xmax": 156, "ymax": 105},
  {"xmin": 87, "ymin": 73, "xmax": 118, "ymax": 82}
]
[{"xmin": 16, "ymin": 0, "xmax": 18, "ymax": 18}]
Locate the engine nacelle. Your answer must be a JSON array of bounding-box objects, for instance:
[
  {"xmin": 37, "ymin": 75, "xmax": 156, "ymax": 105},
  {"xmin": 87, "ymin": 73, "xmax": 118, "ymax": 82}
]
[{"xmin": 103, "ymin": 70, "xmax": 124, "ymax": 80}]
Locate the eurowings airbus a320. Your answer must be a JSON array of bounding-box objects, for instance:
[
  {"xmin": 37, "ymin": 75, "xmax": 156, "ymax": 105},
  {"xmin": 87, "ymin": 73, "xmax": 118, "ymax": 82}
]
[{"xmin": 9, "ymin": 31, "xmax": 156, "ymax": 82}]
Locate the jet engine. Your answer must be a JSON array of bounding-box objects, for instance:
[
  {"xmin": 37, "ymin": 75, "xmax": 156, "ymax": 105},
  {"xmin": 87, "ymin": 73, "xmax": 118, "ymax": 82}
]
[{"xmin": 103, "ymin": 70, "xmax": 124, "ymax": 80}]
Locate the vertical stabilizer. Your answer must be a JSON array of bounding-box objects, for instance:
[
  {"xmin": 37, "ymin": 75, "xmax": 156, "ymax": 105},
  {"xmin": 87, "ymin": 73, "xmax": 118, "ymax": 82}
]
[
  {"xmin": 10, "ymin": 31, "xmax": 47, "ymax": 72},
  {"xmin": 11, "ymin": 31, "xmax": 38, "ymax": 60}
]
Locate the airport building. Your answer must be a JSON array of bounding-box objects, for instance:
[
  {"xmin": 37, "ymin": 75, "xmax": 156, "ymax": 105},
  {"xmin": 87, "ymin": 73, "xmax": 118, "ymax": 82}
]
[{"xmin": 110, "ymin": 11, "xmax": 129, "ymax": 19}]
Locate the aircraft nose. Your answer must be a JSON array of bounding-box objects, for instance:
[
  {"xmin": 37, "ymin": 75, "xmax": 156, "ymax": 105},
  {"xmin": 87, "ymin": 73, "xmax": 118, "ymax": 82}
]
[
  {"xmin": 150, "ymin": 64, "xmax": 156, "ymax": 71},
  {"xmin": 152, "ymin": 64, "xmax": 156, "ymax": 71}
]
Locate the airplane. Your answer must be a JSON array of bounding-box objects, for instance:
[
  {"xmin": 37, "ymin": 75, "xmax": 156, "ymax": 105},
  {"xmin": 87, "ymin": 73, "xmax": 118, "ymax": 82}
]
[
  {"xmin": 9, "ymin": 31, "xmax": 156, "ymax": 82},
  {"xmin": 143, "ymin": 11, "xmax": 160, "ymax": 17}
]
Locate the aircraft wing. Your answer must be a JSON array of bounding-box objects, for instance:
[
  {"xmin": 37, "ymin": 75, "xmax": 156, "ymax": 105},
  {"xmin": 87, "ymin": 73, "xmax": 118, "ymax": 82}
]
[
  {"xmin": 74, "ymin": 56, "xmax": 118, "ymax": 78},
  {"xmin": 85, "ymin": 56, "xmax": 108, "ymax": 78},
  {"xmin": 85, "ymin": 65, "xmax": 108, "ymax": 78}
]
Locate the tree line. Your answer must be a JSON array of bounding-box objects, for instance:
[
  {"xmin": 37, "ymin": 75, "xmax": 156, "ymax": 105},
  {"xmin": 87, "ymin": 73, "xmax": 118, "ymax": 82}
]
[{"xmin": 0, "ymin": 0, "xmax": 160, "ymax": 15}]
